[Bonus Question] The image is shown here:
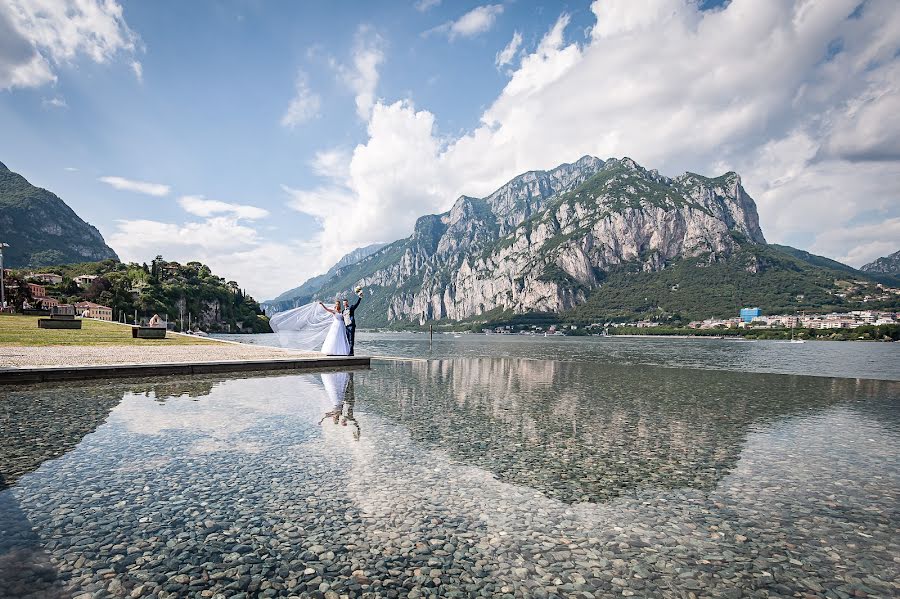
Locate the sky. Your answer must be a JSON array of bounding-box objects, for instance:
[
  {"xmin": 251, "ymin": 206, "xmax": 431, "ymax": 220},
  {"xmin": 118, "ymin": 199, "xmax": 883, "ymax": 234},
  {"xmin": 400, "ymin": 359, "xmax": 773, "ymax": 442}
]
[{"xmin": 0, "ymin": 0, "xmax": 898, "ymax": 300}]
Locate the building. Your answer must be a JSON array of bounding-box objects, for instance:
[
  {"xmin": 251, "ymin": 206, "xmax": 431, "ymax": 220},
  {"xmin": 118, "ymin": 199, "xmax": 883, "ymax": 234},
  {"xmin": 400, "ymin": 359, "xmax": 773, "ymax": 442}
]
[
  {"xmin": 740, "ymin": 307, "xmax": 762, "ymax": 323},
  {"xmin": 27, "ymin": 282, "xmax": 46, "ymax": 297},
  {"xmin": 74, "ymin": 274, "xmax": 98, "ymax": 287},
  {"xmin": 75, "ymin": 301, "xmax": 113, "ymax": 321},
  {"xmin": 30, "ymin": 273, "xmax": 63, "ymax": 284}
]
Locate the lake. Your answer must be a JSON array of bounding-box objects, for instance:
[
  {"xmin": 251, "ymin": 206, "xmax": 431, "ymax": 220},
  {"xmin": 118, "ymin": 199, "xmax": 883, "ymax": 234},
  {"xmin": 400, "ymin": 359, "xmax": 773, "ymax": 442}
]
[
  {"xmin": 218, "ymin": 332, "xmax": 900, "ymax": 381},
  {"xmin": 1, "ymin": 337, "xmax": 898, "ymax": 598}
]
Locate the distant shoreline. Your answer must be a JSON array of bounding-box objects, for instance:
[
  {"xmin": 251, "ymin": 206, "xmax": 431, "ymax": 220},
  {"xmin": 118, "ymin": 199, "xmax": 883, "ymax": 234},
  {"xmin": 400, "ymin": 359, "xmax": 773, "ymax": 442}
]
[{"xmin": 351, "ymin": 329, "xmax": 897, "ymax": 342}]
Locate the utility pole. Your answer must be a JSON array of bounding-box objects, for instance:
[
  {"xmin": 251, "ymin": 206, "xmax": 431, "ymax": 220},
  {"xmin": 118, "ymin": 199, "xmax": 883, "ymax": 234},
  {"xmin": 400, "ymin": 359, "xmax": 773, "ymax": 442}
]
[{"xmin": 0, "ymin": 242, "xmax": 8, "ymax": 309}]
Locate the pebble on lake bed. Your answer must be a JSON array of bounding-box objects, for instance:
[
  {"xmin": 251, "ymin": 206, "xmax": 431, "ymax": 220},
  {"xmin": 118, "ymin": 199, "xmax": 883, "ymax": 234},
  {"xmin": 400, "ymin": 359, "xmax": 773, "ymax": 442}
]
[{"xmin": 0, "ymin": 362, "xmax": 897, "ymax": 598}]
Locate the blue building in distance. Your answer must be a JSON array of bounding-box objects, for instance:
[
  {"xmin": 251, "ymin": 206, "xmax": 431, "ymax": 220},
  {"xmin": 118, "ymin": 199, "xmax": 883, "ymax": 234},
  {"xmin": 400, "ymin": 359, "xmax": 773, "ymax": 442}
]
[{"xmin": 740, "ymin": 307, "xmax": 762, "ymax": 323}]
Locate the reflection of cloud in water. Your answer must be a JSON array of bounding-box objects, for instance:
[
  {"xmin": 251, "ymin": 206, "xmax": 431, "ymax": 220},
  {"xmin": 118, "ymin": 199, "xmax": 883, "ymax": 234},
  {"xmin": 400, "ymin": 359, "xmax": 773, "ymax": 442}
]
[{"xmin": 111, "ymin": 375, "xmax": 335, "ymax": 453}]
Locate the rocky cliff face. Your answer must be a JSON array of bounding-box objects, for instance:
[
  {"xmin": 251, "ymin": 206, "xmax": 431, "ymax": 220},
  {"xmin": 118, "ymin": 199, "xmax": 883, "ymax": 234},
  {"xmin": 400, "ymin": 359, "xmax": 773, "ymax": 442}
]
[
  {"xmin": 861, "ymin": 250, "xmax": 900, "ymax": 274},
  {"xmin": 0, "ymin": 160, "xmax": 119, "ymax": 267},
  {"xmin": 314, "ymin": 156, "xmax": 767, "ymax": 324}
]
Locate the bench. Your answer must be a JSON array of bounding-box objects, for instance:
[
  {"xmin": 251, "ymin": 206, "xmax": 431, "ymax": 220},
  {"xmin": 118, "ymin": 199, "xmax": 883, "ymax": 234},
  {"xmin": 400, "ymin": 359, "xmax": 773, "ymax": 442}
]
[
  {"xmin": 132, "ymin": 326, "xmax": 167, "ymax": 339},
  {"xmin": 38, "ymin": 305, "xmax": 82, "ymax": 329},
  {"xmin": 38, "ymin": 318, "xmax": 82, "ymax": 329}
]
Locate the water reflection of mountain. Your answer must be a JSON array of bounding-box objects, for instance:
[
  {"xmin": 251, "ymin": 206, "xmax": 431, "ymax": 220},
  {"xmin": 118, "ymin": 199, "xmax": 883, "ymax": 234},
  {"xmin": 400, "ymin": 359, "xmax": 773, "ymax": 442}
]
[
  {"xmin": 0, "ymin": 378, "xmax": 218, "ymax": 490},
  {"xmin": 361, "ymin": 359, "xmax": 897, "ymax": 503}
]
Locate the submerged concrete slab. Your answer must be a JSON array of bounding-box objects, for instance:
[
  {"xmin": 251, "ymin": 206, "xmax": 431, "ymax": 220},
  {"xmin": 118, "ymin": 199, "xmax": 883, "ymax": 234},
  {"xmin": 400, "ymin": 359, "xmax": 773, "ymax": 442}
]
[{"xmin": 0, "ymin": 356, "xmax": 370, "ymax": 385}]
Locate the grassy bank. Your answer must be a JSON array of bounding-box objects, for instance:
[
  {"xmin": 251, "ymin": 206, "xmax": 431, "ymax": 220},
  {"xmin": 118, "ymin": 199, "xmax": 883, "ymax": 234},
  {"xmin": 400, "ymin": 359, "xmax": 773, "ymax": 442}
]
[{"xmin": 0, "ymin": 314, "xmax": 217, "ymax": 347}]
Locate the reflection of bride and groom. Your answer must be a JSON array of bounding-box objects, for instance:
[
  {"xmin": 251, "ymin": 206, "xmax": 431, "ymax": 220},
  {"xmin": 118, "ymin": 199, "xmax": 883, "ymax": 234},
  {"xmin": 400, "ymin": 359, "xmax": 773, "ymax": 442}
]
[
  {"xmin": 318, "ymin": 371, "xmax": 360, "ymax": 440},
  {"xmin": 269, "ymin": 287, "xmax": 363, "ymax": 356}
]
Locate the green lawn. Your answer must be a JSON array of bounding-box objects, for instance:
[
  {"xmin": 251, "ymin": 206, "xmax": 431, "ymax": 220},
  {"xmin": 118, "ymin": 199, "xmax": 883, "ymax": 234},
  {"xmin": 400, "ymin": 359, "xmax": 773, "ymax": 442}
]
[{"xmin": 0, "ymin": 314, "xmax": 216, "ymax": 346}]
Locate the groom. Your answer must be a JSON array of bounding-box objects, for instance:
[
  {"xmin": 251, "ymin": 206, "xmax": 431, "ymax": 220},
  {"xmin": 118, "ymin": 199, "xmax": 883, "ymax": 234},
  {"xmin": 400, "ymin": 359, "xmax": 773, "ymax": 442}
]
[{"xmin": 342, "ymin": 289, "xmax": 363, "ymax": 356}]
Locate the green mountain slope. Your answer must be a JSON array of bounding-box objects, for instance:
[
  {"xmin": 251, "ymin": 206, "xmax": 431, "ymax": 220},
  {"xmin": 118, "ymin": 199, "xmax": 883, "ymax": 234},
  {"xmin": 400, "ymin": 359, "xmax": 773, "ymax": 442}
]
[
  {"xmin": 0, "ymin": 161, "xmax": 118, "ymax": 267},
  {"xmin": 567, "ymin": 243, "xmax": 894, "ymax": 323}
]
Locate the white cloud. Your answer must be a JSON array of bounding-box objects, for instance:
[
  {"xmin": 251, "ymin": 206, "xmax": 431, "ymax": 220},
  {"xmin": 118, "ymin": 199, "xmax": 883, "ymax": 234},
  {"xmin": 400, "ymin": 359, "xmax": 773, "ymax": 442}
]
[
  {"xmin": 309, "ymin": 148, "xmax": 352, "ymax": 183},
  {"xmin": 0, "ymin": 0, "xmax": 138, "ymax": 90},
  {"xmin": 334, "ymin": 26, "xmax": 385, "ymax": 120},
  {"xmin": 63, "ymin": 166, "xmax": 78, "ymax": 172},
  {"xmin": 281, "ymin": 70, "xmax": 321, "ymax": 128},
  {"xmin": 495, "ymin": 31, "xmax": 522, "ymax": 68},
  {"xmin": 41, "ymin": 96, "xmax": 67, "ymax": 109},
  {"xmin": 427, "ymin": 4, "xmax": 504, "ymax": 40},
  {"xmin": 108, "ymin": 216, "xmax": 321, "ymax": 299},
  {"xmin": 590, "ymin": 0, "xmax": 685, "ymax": 40},
  {"xmin": 287, "ymin": 100, "xmax": 448, "ymax": 265},
  {"xmin": 99, "ymin": 175, "xmax": 170, "ymax": 197},
  {"xmin": 414, "ymin": 0, "xmax": 441, "ymax": 12},
  {"xmin": 110, "ymin": 217, "xmax": 258, "ymax": 254},
  {"xmin": 291, "ymin": 0, "xmax": 900, "ymax": 270},
  {"xmin": 178, "ymin": 195, "xmax": 269, "ymax": 220},
  {"xmin": 820, "ymin": 218, "xmax": 900, "ymax": 267},
  {"xmin": 131, "ymin": 59, "xmax": 142, "ymax": 83},
  {"xmin": 109, "ymin": 188, "xmax": 318, "ymax": 299},
  {"xmin": 736, "ymin": 130, "xmax": 900, "ymax": 267}
]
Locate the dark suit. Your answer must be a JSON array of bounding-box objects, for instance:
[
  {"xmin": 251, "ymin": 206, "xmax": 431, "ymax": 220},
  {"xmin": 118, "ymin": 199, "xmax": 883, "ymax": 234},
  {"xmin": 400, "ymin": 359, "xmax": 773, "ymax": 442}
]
[{"xmin": 344, "ymin": 295, "xmax": 362, "ymax": 355}]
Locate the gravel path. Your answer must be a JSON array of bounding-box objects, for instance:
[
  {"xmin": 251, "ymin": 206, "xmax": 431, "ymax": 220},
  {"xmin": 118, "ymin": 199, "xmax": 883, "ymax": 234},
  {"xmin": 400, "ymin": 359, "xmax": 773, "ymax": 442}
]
[{"xmin": 0, "ymin": 342, "xmax": 320, "ymax": 368}]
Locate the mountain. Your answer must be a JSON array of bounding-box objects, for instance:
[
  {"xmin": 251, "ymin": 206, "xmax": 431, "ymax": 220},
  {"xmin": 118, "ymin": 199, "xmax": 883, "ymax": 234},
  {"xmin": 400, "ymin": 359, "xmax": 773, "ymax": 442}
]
[
  {"xmin": 0, "ymin": 160, "xmax": 119, "ymax": 267},
  {"xmin": 264, "ymin": 242, "xmax": 386, "ymax": 311},
  {"xmin": 861, "ymin": 250, "xmax": 900, "ymax": 275},
  {"xmin": 284, "ymin": 156, "xmax": 898, "ymax": 327}
]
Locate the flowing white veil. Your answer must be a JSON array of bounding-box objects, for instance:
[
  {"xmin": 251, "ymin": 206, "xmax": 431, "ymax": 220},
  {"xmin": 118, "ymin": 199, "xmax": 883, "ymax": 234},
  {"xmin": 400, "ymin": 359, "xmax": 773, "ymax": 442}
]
[{"xmin": 269, "ymin": 303, "xmax": 334, "ymax": 351}]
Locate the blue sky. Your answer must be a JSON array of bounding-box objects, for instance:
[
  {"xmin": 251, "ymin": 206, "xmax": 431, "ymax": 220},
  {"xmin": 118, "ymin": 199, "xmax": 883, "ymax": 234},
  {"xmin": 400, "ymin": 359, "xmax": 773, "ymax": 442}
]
[
  {"xmin": 3, "ymin": 2, "xmax": 581, "ymax": 240},
  {"xmin": 1, "ymin": 0, "xmax": 898, "ymax": 298}
]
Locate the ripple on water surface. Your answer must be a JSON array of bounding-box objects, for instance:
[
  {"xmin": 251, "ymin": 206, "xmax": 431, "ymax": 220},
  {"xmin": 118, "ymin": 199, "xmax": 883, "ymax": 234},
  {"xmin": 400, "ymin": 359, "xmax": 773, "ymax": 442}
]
[{"xmin": 1, "ymin": 359, "xmax": 898, "ymax": 598}]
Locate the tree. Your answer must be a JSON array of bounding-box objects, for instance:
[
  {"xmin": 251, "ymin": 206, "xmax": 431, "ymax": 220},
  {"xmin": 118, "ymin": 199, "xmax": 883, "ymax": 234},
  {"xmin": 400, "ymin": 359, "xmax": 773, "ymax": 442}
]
[
  {"xmin": 4, "ymin": 274, "xmax": 34, "ymax": 310},
  {"xmin": 58, "ymin": 277, "xmax": 79, "ymax": 296},
  {"xmin": 150, "ymin": 255, "xmax": 164, "ymax": 282},
  {"xmin": 85, "ymin": 277, "xmax": 112, "ymax": 301}
]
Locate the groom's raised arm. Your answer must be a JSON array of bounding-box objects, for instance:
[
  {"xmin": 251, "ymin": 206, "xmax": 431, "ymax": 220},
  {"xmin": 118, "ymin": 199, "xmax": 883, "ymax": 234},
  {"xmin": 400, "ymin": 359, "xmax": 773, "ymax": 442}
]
[{"xmin": 351, "ymin": 294, "xmax": 362, "ymax": 310}]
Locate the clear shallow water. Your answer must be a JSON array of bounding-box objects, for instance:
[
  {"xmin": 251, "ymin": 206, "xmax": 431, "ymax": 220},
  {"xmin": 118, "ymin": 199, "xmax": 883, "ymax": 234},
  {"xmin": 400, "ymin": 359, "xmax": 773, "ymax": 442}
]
[
  {"xmin": 215, "ymin": 332, "xmax": 900, "ymax": 381},
  {"xmin": 2, "ymin": 360, "xmax": 898, "ymax": 598}
]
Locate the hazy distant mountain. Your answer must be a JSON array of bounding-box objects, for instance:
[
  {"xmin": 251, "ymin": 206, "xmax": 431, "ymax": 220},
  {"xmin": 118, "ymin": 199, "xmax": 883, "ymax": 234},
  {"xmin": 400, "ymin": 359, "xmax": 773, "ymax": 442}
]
[
  {"xmin": 861, "ymin": 250, "xmax": 900, "ymax": 275},
  {"xmin": 0, "ymin": 160, "xmax": 118, "ymax": 267},
  {"xmin": 265, "ymin": 242, "xmax": 387, "ymax": 310}
]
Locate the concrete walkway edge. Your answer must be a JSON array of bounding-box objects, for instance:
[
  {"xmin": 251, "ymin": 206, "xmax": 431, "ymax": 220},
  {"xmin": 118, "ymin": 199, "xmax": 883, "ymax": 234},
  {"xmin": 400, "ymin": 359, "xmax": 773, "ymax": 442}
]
[{"xmin": 0, "ymin": 356, "xmax": 370, "ymax": 384}]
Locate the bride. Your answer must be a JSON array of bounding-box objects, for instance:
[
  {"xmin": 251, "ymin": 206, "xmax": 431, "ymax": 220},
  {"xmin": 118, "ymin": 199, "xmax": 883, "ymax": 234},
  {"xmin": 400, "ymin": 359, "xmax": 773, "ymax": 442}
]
[
  {"xmin": 269, "ymin": 298, "xmax": 350, "ymax": 355},
  {"xmin": 317, "ymin": 300, "xmax": 351, "ymax": 356}
]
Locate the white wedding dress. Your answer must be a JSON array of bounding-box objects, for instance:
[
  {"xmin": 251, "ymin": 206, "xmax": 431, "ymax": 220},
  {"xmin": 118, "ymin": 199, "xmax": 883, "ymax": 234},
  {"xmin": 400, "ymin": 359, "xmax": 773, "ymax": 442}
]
[
  {"xmin": 269, "ymin": 303, "xmax": 350, "ymax": 355},
  {"xmin": 320, "ymin": 313, "xmax": 351, "ymax": 355}
]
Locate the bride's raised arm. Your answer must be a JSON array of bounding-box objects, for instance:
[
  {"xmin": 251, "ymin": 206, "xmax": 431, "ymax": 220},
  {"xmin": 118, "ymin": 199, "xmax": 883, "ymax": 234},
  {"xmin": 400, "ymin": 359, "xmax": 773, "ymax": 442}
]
[{"xmin": 318, "ymin": 301, "xmax": 335, "ymax": 314}]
